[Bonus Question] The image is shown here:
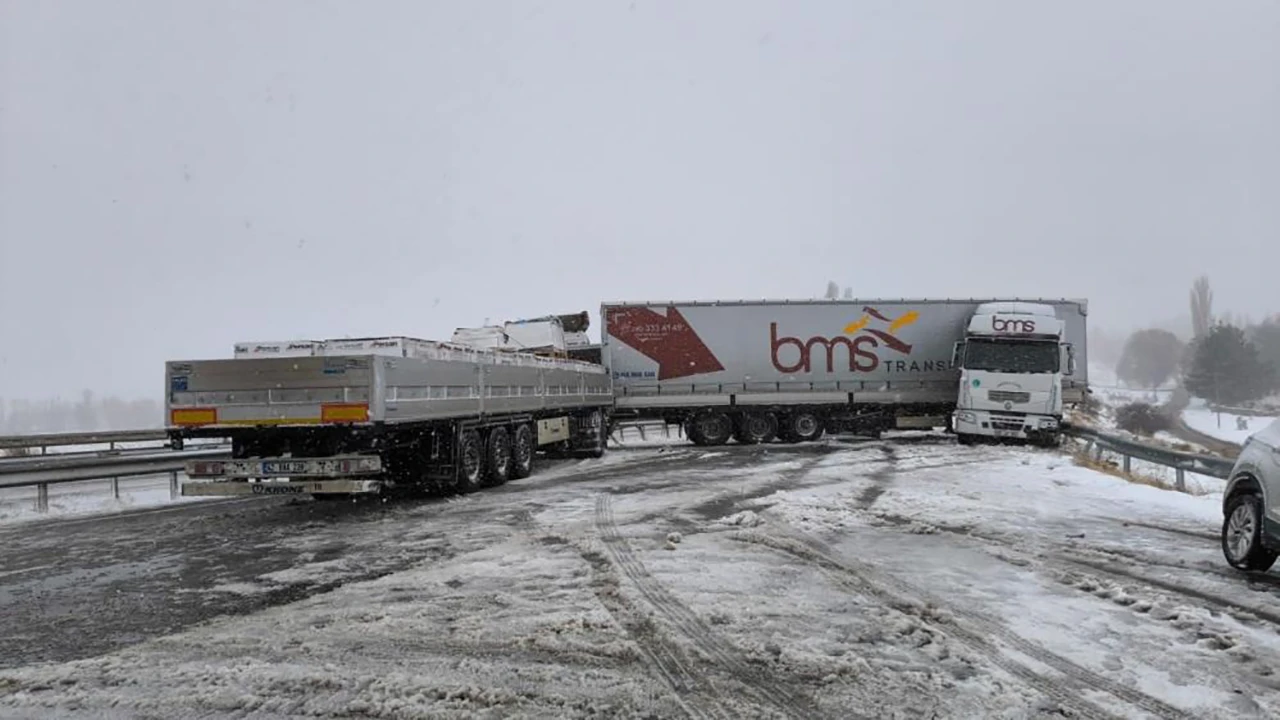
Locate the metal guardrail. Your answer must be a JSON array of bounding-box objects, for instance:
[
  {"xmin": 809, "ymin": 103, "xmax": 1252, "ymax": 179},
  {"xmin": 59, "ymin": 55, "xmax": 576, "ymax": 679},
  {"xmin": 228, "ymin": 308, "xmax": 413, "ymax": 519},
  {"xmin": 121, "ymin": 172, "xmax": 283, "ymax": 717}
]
[
  {"xmin": 1062, "ymin": 422, "xmax": 1237, "ymax": 489},
  {"xmin": 1207, "ymin": 403, "xmax": 1280, "ymax": 419},
  {"xmin": 0, "ymin": 429, "xmax": 170, "ymax": 453},
  {"xmin": 0, "ymin": 447, "xmax": 230, "ymax": 512}
]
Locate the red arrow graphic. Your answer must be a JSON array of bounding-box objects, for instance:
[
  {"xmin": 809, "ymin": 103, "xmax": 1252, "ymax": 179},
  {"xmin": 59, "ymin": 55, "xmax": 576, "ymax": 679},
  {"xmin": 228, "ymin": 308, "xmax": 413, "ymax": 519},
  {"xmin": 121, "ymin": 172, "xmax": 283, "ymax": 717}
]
[{"xmin": 607, "ymin": 306, "xmax": 725, "ymax": 380}]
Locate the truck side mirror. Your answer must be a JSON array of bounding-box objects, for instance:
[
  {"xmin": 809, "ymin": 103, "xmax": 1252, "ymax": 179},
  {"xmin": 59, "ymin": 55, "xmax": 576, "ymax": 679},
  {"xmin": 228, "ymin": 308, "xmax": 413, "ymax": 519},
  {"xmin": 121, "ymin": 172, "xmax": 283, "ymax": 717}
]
[
  {"xmin": 1063, "ymin": 343, "xmax": 1076, "ymax": 375},
  {"xmin": 952, "ymin": 342, "xmax": 964, "ymax": 369}
]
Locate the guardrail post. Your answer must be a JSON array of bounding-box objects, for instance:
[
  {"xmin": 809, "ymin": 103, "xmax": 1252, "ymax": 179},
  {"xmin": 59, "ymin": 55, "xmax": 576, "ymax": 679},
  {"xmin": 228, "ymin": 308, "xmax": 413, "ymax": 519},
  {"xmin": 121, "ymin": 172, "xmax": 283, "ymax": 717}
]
[
  {"xmin": 110, "ymin": 476, "xmax": 120, "ymax": 499},
  {"xmin": 37, "ymin": 483, "xmax": 48, "ymax": 512},
  {"xmin": 169, "ymin": 471, "xmax": 179, "ymax": 500},
  {"xmin": 1175, "ymin": 468, "xmax": 1186, "ymax": 492},
  {"xmin": 639, "ymin": 424, "xmax": 647, "ymax": 441},
  {"xmin": 1123, "ymin": 455, "xmax": 1131, "ymax": 474}
]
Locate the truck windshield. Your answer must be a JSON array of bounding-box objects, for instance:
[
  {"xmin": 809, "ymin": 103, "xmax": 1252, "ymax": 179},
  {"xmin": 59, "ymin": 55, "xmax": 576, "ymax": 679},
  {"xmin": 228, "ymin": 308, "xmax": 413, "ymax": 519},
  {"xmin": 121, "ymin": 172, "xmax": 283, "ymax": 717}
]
[{"xmin": 963, "ymin": 339, "xmax": 1059, "ymax": 374}]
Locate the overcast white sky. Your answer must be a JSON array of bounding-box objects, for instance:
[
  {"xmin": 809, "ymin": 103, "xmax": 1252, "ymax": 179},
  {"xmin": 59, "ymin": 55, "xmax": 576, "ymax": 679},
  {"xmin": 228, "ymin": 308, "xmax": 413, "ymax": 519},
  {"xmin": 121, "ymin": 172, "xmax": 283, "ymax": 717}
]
[{"xmin": 2, "ymin": 0, "xmax": 1277, "ymax": 400}]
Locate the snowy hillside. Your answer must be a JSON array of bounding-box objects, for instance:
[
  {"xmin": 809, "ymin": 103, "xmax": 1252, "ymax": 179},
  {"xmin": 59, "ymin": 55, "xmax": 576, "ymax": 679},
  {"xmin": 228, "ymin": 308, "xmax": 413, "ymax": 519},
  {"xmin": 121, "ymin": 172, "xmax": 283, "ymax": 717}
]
[{"xmin": 1183, "ymin": 398, "xmax": 1278, "ymax": 446}]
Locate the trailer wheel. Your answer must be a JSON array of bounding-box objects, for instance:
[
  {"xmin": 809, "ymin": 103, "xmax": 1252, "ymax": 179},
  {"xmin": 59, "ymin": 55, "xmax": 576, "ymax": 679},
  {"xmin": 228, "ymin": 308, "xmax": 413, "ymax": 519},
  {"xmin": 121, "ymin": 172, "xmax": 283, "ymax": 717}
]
[
  {"xmin": 511, "ymin": 424, "xmax": 535, "ymax": 479},
  {"xmin": 737, "ymin": 412, "xmax": 778, "ymax": 444},
  {"xmin": 580, "ymin": 410, "xmax": 606, "ymax": 459},
  {"xmin": 688, "ymin": 411, "xmax": 733, "ymax": 446},
  {"xmin": 485, "ymin": 426, "xmax": 512, "ymax": 486},
  {"xmin": 791, "ymin": 411, "xmax": 824, "ymax": 442},
  {"xmin": 457, "ymin": 429, "xmax": 484, "ymax": 493}
]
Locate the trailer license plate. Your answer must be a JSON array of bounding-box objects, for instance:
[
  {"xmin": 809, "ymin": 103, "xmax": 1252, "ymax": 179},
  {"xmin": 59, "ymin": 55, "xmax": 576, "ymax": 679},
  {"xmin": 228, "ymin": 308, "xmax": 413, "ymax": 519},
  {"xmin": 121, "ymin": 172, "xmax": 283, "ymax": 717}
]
[{"xmin": 262, "ymin": 461, "xmax": 309, "ymax": 474}]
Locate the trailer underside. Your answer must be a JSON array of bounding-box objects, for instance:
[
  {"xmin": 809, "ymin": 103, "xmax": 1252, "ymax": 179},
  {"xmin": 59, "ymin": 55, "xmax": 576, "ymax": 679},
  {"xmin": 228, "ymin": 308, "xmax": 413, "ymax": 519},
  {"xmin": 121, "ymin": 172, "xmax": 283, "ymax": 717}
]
[{"xmin": 175, "ymin": 408, "xmax": 608, "ymax": 499}]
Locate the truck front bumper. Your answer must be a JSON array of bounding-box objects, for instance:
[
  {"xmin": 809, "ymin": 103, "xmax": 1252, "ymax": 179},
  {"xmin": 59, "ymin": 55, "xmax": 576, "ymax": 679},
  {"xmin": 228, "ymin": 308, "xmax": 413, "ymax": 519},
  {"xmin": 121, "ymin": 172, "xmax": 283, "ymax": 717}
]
[
  {"xmin": 182, "ymin": 478, "xmax": 383, "ymax": 497},
  {"xmin": 953, "ymin": 410, "xmax": 1060, "ymax": 440}
]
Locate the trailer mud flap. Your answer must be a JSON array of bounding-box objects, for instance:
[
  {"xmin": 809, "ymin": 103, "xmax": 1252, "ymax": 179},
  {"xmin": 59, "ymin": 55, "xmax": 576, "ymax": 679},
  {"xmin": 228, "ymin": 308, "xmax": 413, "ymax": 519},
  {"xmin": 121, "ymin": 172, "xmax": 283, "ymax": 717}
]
[{"xmin": 182, "ymin": 479, "xmax": 383, "ymax": 497}]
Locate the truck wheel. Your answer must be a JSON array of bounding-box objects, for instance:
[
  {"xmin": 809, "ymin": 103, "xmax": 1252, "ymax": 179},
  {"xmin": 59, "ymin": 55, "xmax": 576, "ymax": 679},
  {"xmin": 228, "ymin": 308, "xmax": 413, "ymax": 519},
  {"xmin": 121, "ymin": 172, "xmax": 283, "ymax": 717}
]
[
  {"xmin": 787, "ymin": 411, "xmax": 824, "ymax": 443},
  {"xmin": 511, "ymin": 424, "xmax": 535, "ymax": 479},
  {"xmin": 457, "ymin": 429, "xmax": 484, "ymax": 494},
  {"xmin": 738, "ymin": 412, "xmax": 778, "ymax": 444},
  {"xmin": 579, "ymin": 410, "xmax": 606, "ymax": 459},
  {"xmin": 689, "ymin": 411, "xmax": 733, "ymax": 446},
  {"xmin": 957, "ymin": 433, "xmax": 977, "ymax": 446},
  {"xmin": 1223, "ymin": 492, "xmax": 1278, "ymax": 572},
  {"xmin": 485, "ymin": 426, "xmax": 512, "ymax": 486}
]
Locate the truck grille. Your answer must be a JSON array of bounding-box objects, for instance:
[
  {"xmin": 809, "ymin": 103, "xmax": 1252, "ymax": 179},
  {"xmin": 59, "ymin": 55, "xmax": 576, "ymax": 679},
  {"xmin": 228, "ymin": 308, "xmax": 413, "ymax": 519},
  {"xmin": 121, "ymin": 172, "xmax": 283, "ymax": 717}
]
[{"xmin": 989, "ymin": 390, "xmax": 1031, "ymax": 404}]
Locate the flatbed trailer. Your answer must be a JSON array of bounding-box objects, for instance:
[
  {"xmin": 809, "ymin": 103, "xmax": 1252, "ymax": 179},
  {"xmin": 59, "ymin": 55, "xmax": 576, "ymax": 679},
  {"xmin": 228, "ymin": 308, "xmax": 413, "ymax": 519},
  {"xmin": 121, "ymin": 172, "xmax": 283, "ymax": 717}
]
[{"xmin": 166, "ymin": 339, "xmax": 612, "ymax": 498}]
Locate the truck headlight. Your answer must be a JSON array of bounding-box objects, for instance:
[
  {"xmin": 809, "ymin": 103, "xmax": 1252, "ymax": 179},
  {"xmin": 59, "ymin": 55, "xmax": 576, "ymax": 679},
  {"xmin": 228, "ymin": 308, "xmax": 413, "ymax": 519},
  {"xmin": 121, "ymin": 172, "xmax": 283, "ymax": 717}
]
[
  {"xmin": 957, "ymin": 411, "xmax": 977, "ymax": 423},
  {"xmin": 1039, "ymin": 417, "xmax": 1058, "ymax": 428}
]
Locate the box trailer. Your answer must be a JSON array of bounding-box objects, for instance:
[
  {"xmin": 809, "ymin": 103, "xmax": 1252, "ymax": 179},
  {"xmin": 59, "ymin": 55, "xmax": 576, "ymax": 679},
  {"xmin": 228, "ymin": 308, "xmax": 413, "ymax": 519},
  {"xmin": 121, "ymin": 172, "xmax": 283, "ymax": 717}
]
[{"xmin": 601, "ymin": 298, "xmax": 1087, "ymax": 445}]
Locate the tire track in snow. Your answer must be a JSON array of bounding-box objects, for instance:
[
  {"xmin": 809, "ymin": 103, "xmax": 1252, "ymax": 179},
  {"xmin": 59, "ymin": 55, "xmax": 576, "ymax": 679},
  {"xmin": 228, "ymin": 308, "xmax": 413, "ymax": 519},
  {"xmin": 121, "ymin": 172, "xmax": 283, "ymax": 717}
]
[
  {"xmin": 854, "ymin": 444, "xmax": 899, "ymax": 509},
  {"xmin": 869, "ymin": 510, "xmax": 1280, "ymax": 631},
  {"xmin": 594, "ymin": 494, "xmax": 835, "ymax": 720},
  {"xmin": 727, "ymin": 529, "xmax": 1198, "ymax": 720},
  {"xmin": 502, "ymin": 507, "xmax": 728, "ymax": 720}
]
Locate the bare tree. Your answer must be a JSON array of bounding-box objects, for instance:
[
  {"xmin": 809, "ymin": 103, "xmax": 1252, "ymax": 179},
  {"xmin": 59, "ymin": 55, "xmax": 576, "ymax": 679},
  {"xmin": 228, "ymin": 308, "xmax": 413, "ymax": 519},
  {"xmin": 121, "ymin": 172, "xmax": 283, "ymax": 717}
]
[
  {"xmin": 841, "ymin": 287, "xmax": 852, "ymax": 300},
  {"xmin": 1190, "ymin": 275, "xmax": 1213, "ymax": 339},
  {"xmin": 824, "ymin": 281, "xmax": 839, "ymax": 299}
]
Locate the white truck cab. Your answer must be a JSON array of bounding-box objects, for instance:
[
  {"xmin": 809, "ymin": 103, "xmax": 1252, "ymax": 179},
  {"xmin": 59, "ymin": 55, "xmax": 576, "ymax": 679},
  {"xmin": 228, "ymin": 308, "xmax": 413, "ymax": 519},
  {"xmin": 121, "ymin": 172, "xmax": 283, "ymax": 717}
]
[{"xmin": 952, "ymin": 302, "xmax": 1076, "ymax": 446}]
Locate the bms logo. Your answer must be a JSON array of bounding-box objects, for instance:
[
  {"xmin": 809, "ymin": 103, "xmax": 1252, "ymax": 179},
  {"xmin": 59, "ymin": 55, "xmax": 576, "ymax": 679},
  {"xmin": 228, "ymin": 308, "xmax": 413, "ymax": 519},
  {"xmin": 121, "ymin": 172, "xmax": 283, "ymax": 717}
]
[{"xmin": 771, "ymin": 307, "xmax": 920, "ymax": 374}]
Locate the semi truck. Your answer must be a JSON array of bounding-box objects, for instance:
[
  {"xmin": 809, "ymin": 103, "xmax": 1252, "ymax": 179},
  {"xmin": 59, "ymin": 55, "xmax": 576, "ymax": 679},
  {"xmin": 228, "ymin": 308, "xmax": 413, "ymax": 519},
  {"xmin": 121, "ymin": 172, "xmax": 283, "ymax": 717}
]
[
  {"xmin": 164, "ymin": 297, "xmax": 1086, "ymax": 500},
  {"xmin": 951, "ymin": 301, "xmax": 1078, "ymax": 445},
  {"xmin": 167, "ymin": 333, "xmax": 612, "ymax": 499},
  {"xmin": 601, "ymin": 298, "xmax": 1087, "ymax": 447}
]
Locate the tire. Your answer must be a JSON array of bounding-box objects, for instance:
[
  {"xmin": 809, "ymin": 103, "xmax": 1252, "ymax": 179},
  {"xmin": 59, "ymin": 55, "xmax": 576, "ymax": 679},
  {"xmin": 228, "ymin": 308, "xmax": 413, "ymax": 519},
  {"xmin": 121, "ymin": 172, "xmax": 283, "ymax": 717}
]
[
  {"xmin": 1033, "ymin": 434, "xmax": 1060, "ymax": 449},
  {"xmin": 688, "ymin": 411, "xmax": 733, "ymax": 446},
  {"xmin": 787, "ymin": 411, "xmax": 824, "ymax": 443},
  {"xmin": 485, "ymin": 426, "xmax": 512, "ymax": 486},
  {"xmin": 457, "ymin": 429, "xmax": 484, "ymax": 494},
  {"xmin": 1222, "ymin": 492, "xmax": 1278, "ymax": 572},
  {"xmin": 738, "ymin": 412, "xmax": 778, "ymax": 444},
  {"xmin": 579, "ymin": 410, "xmax": 606, "ymax": 459},
  {"xmin": 957, "ymin": 433, "xmax": 977, "ymax": 446},
  {"xmin": 510, "ymin": 424, "xmax": 535, "ymax": 479}
]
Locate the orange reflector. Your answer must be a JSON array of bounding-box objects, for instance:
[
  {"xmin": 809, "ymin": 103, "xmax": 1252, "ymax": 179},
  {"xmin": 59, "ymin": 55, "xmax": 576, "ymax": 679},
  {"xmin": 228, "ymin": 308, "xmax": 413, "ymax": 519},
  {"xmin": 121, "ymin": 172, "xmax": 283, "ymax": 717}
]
[
  {"xmin": 171, "ymin": 408, "xmax": 217, "ymax": 426},
  {"xmin": 321, "ymin": 403, "xmax": 369, "ymax": 423}
]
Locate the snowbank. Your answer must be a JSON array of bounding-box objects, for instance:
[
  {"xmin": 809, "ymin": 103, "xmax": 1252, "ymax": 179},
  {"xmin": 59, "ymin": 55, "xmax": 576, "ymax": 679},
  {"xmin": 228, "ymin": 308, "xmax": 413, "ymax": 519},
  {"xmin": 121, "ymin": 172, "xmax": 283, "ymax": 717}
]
[{"xmin": 1182, "ymin": 398, "xmax": 1277, "ymax": 446}]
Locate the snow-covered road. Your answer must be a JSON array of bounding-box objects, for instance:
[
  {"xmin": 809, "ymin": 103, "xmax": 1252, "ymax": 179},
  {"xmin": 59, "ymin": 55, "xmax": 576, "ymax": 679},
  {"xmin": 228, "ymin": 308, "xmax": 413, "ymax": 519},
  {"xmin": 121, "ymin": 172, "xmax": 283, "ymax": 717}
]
[{"xmin": 1, "ymin": 437, "xmax": 1277, "ymax": 719}]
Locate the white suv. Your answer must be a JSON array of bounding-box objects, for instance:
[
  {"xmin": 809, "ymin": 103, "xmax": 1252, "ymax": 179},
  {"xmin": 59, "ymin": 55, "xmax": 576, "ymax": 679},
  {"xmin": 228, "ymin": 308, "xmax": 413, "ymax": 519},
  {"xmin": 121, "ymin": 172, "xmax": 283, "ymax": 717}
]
[{"xmin": 1222, "ymin": 418, "xmax": 1280, "ymax": 572}]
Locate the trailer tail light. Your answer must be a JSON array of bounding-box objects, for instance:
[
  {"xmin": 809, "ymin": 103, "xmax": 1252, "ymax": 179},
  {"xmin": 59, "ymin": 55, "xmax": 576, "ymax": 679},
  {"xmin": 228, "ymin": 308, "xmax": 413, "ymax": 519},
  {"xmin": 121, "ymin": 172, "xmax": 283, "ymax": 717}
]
[
  {"xmin": 321, "ymin": 403, "xmax": 369, "ymax": 423},
  {"xmin": 188, "ymin": 461, "xmax": 227, "ymax": 477},
  {"xmin": 340, "ymin": 456, "xmax": 382, "ymax": 474},
  {"xmin": 172, "ymin": 408, "xmax": 217, "ymax": 426}
]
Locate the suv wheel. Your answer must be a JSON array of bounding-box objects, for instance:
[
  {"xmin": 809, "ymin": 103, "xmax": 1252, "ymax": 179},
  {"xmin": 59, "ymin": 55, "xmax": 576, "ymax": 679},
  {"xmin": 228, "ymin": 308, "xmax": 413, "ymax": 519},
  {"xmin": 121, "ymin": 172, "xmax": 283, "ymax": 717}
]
[{"xmin": 1222, "ymin": 492, "xmax": 1278, "ymax": 572}]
